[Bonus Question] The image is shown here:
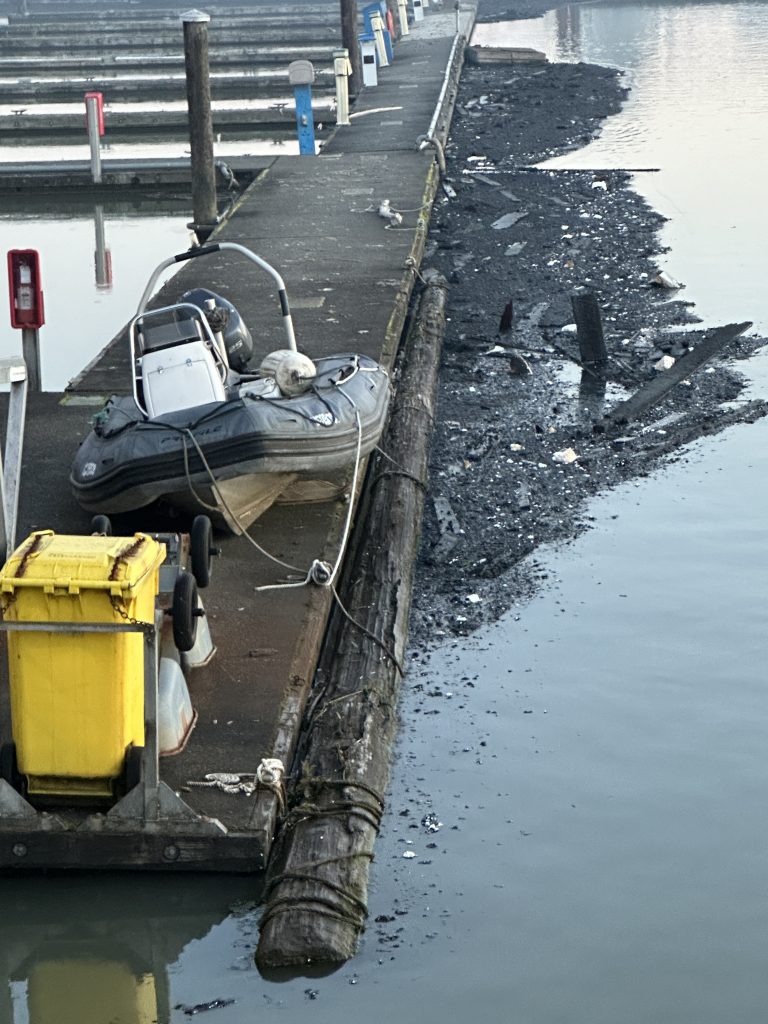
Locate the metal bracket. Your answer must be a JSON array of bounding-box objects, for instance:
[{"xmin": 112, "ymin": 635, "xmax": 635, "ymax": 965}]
[
  {"xmin": 106, "ymin": 779, "xmax": 224, "ymax": 833},
  {"xmin": 0, "ymin": 779, "xmax": 36, "ymax": 818},
  {"xmin": 0, "ymin": 356, "xmax": 28, "ymax": 563}
]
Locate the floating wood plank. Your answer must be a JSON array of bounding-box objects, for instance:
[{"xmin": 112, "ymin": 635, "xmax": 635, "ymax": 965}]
[
  {"xmin": 606, "ymin": 321, "xmax": 752, "ymax": 425},
  {"xmin": 466, "ymin": 44, "xmax": 547, "ymax": 64}
]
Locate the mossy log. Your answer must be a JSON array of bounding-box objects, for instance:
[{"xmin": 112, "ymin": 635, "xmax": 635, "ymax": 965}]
[{"xmin": 256, "ymin": 270, "xmax": 448, "ymax": 968}]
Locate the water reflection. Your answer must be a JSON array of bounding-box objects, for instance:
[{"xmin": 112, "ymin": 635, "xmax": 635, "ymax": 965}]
[
  {"xmin": 0, "ymin": 874, "xmax": 259, "ymax": 1024},
  {"xmin": 0, "ymin": 199, "xmax": 190, "ymax": 392}
]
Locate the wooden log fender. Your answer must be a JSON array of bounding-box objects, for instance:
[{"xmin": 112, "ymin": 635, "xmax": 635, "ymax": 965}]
[{"xmin": 255, "ymin": 270, "xmax": 449, "ymax": 968}]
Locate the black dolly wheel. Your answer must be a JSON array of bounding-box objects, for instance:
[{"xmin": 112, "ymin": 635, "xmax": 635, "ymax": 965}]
[
  {"xmin": 190, "ymin": 515, "xmax": 214, "ymax": 588},
  {"xmin": 91, "ymin": 514, "xmax": 113, "ymax": 536},
  {"xmin": 172, "ymin": 570, "xmax": 199, "ymax": 653}
]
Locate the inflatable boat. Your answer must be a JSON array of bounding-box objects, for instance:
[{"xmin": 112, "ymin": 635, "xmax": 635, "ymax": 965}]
[{"xmin": 70, "ymin": 243, "xmax": 391, "ymax": 532}]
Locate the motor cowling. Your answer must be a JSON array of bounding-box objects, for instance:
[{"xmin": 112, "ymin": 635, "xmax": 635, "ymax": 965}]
[{"xmin": 181, "ymin": 288, "xmax": 254, "ymax": 372}]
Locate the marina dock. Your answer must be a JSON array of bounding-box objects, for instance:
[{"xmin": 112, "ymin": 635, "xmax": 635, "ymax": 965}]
[{"xmin": 0, "ymin": 3, "xmax": 474, "ymax": 874}]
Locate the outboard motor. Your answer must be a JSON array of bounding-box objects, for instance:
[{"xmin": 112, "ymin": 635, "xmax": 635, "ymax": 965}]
[{"xmin": 181, "ymin": 288, "xmax": 254, "ymax": 372}]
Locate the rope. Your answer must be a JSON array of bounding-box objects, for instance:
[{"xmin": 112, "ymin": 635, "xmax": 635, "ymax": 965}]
[
  {"xmin": 254, "ymin": 404, "xmax": 363, "ymax": 593},
  {"xmin": 331, "ymin": 587, "xmax": 405, "ymax": 677}
]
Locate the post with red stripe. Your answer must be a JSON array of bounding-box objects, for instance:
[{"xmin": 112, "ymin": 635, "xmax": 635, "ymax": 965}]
[{"xmin": 84, "ymin": 91, "xmax": 104, "ymax": 184}]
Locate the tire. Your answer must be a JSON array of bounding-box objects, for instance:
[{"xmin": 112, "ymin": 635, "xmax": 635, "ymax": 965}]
[
  {"xmin": 172, "ymin": 571, "xmax": 198, "ymax": 653},
  {"xmin": 190, "ymin": 515, "xmax": 213, "ymax": 588},
  {"xmin": 91, "ymin": 514, "xmax": 112, "ymax": 536}
]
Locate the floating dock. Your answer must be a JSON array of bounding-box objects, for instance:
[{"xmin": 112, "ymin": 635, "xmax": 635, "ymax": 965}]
[{"xmin": 0, "ymin": 3, "xmax": 475, "ymax": 872}]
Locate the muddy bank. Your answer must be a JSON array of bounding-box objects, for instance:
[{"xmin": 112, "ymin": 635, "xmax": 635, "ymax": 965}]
[{"xmin": 410, "ymin": 39, "xmax": 768, "ymax": 641}]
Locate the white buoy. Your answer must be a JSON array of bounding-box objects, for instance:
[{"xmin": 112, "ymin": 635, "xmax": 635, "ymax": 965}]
[{"xmin": 259, "ymin": 350, "xmax": 317, "ymax": 396}]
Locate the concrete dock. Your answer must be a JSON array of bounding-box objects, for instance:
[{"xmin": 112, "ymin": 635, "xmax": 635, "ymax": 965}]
[{"xmin": 0, "ymin": 3, "xmax": 474, "ymax": 871}]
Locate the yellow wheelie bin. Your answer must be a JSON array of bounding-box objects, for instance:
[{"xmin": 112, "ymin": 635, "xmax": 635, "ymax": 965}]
[{"xmin": 0, "ymin": 530, "xmax": 165, "ymax": 800}]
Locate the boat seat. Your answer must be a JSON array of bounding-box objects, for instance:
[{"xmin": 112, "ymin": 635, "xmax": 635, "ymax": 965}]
[
  {"xmin": 141, "ymin": 340, "xmax": 227, "ymax": 418},
  {"xmin": 139, "ymin": 317, "xmax": 204, "ymax": 353}
]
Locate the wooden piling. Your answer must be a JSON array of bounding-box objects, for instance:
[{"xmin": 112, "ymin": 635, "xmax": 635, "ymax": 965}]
[
  {"xmin": 255, "ymin": 271, "xmax": 449, "ymax": 969},
  {"xmin": 181, "ymin": 9, "xmax": 217, "ymax": 239},
  {"xmin": 571, "ymin": 289, "xmax": 607, "ymax": 366},
  {"xmin": 340, "ymin": 0, "xmax": 362, "ymax": 95}
]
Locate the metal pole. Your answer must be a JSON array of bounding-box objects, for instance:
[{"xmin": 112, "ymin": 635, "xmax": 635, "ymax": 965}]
[
  {"xmin": 293, "ymin": 84, "xmax": 316, "ymax": 154},
  {"xmin": 181, "ymin": 9, "xmax": 217, "ymax": 240},
  {"xmin": 340, "ymin": 0, "xmax": 363, "ymax": 95},
  {"xmin": 20, "ymin": 327, "xmax": 39, "ymax": 392},
  {"xmin": 398, "ymin": 0, "xmax": 409, "ymax": 36},
  {"xmin": 0, "ymin": 357, "xmax": 28, "ymax": 563},
  {"xmin": 142, "ymin": 625, "xmax": 160, "ymax": 821},
  {"xmin": 370, "ymin": 11, "xmax": 390, "ymax": 67},
  {"xmin": 85, "ymin": 94, "xmax": 102, "ymax": 184}
]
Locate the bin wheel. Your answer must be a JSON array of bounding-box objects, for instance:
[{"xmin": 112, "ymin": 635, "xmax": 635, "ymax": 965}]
[
  {"xmin": 0, "ymin": 742, "xmax": 26, "ymax": 796},
  {"xmin": 190, "ymin": 515, "xmax": 214, "ymax": 588},
  {"xmin": 172, "ymin": 570, "xmax": 198, "ymax": 653},
  {"xmin": 91, "ymin": 514, "xmax": 112, "ymax": 536},
  {"xmin": 122, "ymin": 744, "xmax": 144, "ymax": 795}
]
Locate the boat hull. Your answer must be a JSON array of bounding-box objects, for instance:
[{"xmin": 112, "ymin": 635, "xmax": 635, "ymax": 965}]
[{"xmin": 70, "ymin": 354, "xmax": 390, "ymax": 529}]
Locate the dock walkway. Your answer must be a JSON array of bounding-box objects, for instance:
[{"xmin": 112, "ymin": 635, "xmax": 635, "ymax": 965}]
[{"xmin": 0, "ymin": 3, "xmax": 475, "ymax": 871}]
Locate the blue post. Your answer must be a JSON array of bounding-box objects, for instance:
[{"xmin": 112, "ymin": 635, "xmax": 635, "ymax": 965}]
[{"xmin": 288, "ymin": 59, "xmax": 316, "ymax": 156}]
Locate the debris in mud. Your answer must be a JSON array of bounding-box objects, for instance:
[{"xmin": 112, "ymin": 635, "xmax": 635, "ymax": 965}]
[
  {"xmin": 175, "ymin": 999, "xmax": 236, "ymax": 1016},
  {"xmin": 410, "ymin": 46, "xmax": 768, "ymax": 642}
]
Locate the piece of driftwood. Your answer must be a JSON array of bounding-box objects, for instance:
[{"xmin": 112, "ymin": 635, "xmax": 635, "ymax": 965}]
[
  {"xmin": 466, "ymin": 44, "xmax": 547, "ymax": 64},
  {"xmin": 607, "ymin": 321, "xmax": 752, "ymax": 425},
  {"xmin": 255, "ymin": 271, "xmax": 448, "ymax": 968}
]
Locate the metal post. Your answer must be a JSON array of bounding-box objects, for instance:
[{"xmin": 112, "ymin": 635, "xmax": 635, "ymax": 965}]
[
  {"xmin": 571, "ymin": 290, "xmax": 608, "ymax": 366},
  {"xmin": 142, "ymin": 625, "xmax": 160, "ymax": 820},
  {"xmin": 181, "ymin": 9, "xmax": 217, "ymax": 240},
  {"xmin": 370, "ymin": 10, "xmax": 390, "ymax": 66},
  {"xmin": 19, "ymin": 328, "xmax": 40, "ymax": 392},
  {"xmin": 85, "ymin": 94, "xmax": 102, "ymax": 184},
  {"xmin": 0, "ymin": 357, "xmax": 28, "ymax": 563},
  {"xmin": 333, "ymin": 48, "xmax": 352, "ymax": 125},
  {"xmin": 340, "ymin": 0, "xmax": 363, "ymax": 95},
  {"xmin": 397, "ymin": 0, "xmax": 409, "ymax": 36},
  {"xmin": 288, "ymin": 60, "xmax": 316, "ymax": 156}
]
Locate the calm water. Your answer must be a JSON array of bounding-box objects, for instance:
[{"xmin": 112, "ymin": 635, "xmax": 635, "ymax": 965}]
[
  {"xmin": 5, "ymin": 3, "xmax": 768, "ymax": 1021},
  {"xmin": 0, "ymin": 201, "xmax": 190, "ymax": 391}
]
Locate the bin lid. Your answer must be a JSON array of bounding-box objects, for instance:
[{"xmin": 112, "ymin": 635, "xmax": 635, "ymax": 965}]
[{"xmin": 0, "ymin": 531, "xmax": 166, "ymax": 596}]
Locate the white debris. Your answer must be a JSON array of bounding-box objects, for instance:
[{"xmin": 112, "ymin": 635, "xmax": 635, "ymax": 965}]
[
  {"xmin": 552, "ymin": 447, "xmax": 579, "ymax": 465},
  {"xmin": 509, "ymin": 443, "xmax": 524, "ymax": 451},
  {"xmin": 402, "ymin": 850, "xmax": 417, "ymax": 859},
  {"xmin": 650, "ymin": 270, "xmax": 683, "ymax": 289},
  {"xmin": 654, "ymin": 354, "xmax": 676, "ymax": 371},
  {"xmin": 491, "ymin": 211, "xmax": 528, "ymax": 230},
  {"xmin": 466, "ymin": 593, "xmax": 482, "ymax": 604},
  {"xmin": 591, "ymin": 179, "xmax": 608, "ymax": 190},
  {"xmin": 561, "ymin": 323, "xmax": 577, "ymax": 333}
]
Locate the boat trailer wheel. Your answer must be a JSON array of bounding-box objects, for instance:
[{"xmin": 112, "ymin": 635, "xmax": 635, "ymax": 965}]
[{"xmin": 172, "ymin": 570, "xmax": 199, "ymax": 653}]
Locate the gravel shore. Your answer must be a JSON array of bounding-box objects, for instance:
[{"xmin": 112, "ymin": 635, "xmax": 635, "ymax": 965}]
[{"xmin": 410, "ymin": 2, "xmax": 768, "ymax": 640}]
